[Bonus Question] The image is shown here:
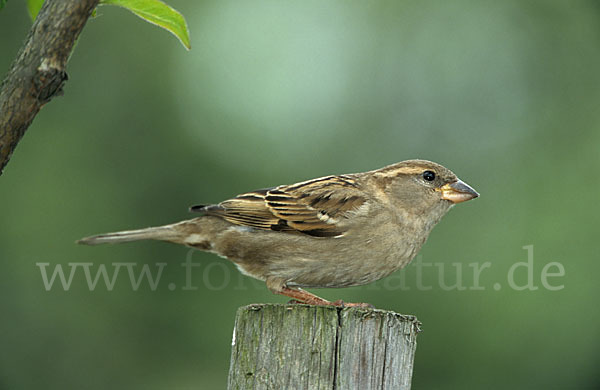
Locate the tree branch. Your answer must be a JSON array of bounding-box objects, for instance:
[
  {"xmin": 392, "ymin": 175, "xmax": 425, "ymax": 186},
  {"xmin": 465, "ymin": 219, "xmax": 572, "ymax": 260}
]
[{"xmin": 0, "ymin": 0, "xmax": 99, "ymax": 175}]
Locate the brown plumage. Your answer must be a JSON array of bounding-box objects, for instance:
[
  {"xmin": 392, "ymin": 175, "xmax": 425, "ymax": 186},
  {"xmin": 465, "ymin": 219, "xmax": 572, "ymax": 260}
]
[
  {"xmin": 198, "ymin": 175, "xmax": 363, "ymax": 237},
  {"xmin": 78, "ymin": 160, "xmax": 478, "ymax": 307}
]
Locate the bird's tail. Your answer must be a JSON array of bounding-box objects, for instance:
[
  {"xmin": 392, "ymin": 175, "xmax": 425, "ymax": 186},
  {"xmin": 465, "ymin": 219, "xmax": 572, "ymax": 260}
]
[{"xmin": 77, "ymin": 221, "xmax": 193, "ymax": 246}]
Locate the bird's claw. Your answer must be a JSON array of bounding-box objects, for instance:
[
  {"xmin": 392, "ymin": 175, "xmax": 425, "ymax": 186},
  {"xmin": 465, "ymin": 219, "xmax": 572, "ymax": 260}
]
[{"xmin": 332, "ymin": 300, "xmax": 375, "ymax": 309}]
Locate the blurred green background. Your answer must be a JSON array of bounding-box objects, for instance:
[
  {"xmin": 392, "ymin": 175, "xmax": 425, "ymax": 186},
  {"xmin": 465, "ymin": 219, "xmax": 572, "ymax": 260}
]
[{"xmin": 1, "ymin": 0, "xmax": 599, "ymax": 388}]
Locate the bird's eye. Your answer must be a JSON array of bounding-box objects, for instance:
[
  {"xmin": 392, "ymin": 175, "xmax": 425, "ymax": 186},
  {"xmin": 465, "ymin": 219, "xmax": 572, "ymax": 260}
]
[{"xmin": 422, "ymin": 170, "xmax": 436, "ymax": 181}]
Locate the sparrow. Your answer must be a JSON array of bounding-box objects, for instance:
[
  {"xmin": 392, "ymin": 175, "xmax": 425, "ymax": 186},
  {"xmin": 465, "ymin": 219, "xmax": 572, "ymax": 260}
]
[{"xmin": 78, "ymin": 160, "xmax": 478, "ymax": 307}]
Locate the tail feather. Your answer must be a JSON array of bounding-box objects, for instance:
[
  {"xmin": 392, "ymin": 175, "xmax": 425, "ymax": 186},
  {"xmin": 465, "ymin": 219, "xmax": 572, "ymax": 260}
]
[{"xmin": 78, "ymin": 224, "xmax": 181, "ymax": 246}]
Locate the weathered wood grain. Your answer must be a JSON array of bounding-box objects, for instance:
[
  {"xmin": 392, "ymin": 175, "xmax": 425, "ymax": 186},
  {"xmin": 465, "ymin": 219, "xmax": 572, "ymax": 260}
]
[{"xmin": 228, "ymin": 304, "xmax": 420, "ymax": 390}]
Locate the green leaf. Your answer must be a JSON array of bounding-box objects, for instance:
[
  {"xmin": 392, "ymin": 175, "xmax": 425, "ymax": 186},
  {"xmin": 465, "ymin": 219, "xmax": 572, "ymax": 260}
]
[
  {"xmin": 0, "ymin": 0, "xmax": 7, "ymax": 11},
  {"xmin": 100, "ymin": 0, "xmax": 190, "ymax": 50},
  {"xmin": 27, "ymin": 0, "xmax": 44, "ymax": 20}
]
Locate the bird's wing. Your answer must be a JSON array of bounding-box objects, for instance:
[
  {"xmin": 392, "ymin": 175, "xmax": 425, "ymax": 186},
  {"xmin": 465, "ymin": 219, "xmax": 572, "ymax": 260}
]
[{"xmin": 193, "ymin": 175, "xmax": 366, "ymax": 237}]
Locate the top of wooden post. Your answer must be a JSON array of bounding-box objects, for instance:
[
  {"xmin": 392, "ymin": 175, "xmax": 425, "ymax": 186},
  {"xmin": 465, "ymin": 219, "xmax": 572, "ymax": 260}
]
[{"xmin": 228, "ymin": 304, "xmax": 421, "ymax": 390}]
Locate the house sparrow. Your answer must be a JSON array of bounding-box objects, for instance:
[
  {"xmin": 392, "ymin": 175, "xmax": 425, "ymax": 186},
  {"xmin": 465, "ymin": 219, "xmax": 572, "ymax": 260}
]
[{"xmin": 79, "ymin": 160, "xmax": 478, "ymax": 306}]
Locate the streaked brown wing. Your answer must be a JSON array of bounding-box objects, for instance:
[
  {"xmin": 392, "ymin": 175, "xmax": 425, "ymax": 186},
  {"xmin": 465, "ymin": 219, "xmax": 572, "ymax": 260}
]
[
  {"xmin": 196, "ymin": 175, "xmax": 366, "ymax": 237},
  {"xmin": 209, "ymin": 189, "xmax": 280, "ymax": 230}
]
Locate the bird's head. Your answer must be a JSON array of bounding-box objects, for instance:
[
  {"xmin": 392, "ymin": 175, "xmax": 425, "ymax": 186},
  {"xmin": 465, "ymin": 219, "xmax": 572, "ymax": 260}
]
[{"xmin": 371, "ymin": 159, "xmax": 479, "ymax": 220}]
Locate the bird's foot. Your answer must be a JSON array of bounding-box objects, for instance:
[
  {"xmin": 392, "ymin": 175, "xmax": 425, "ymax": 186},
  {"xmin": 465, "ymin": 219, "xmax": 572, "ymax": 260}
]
[
  {"xmin": 276, "ymin": 287, "xmax": 374, "ymax": 309},
  {"xmin": 277, "ymin": 287, "xmax": 333, "ymax": 306},
  {"xmin": 332, "ymin": 300, "xmax": 375, "ymax": 309}
]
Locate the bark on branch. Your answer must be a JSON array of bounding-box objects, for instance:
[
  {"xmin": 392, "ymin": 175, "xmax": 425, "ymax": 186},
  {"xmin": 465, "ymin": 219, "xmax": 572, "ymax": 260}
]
[{"xmin": 0, "ymin": 0, "xmax": 99, "ymax": 175}]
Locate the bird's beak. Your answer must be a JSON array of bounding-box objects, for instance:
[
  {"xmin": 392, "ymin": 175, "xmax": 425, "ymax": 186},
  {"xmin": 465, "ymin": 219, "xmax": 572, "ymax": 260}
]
[{"xmin": 439, "ymin": 180, "xmax": 479, "ymax": 204}]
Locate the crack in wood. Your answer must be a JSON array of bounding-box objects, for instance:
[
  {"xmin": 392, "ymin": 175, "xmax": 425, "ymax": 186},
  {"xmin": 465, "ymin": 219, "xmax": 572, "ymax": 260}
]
[{"xmin": 227, "ymin": 304, "xmax": 419, "ymax": 389}]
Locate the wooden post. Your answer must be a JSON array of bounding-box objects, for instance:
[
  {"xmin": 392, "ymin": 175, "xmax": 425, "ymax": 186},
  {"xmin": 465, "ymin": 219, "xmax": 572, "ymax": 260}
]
[{"xmin": 227, "ymin": 304, "xmax": 421, "ymax": 390}]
